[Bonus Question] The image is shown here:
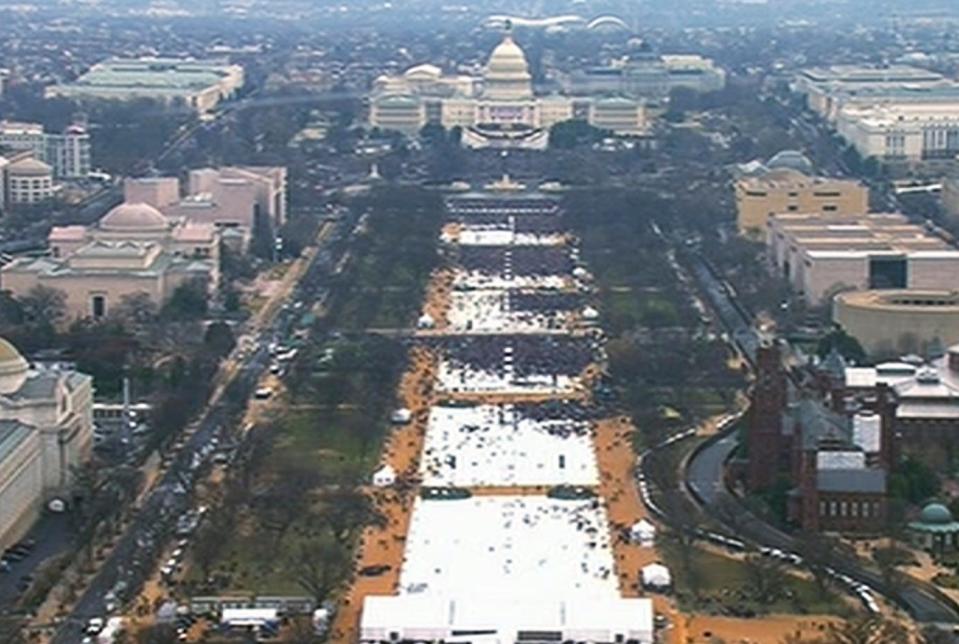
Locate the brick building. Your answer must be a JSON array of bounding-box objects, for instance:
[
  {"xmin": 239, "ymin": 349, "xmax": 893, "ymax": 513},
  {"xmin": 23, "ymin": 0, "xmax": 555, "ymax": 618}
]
[{"xmin": 743, "ymin": 340, "xmax": 890, "ymax": 533}]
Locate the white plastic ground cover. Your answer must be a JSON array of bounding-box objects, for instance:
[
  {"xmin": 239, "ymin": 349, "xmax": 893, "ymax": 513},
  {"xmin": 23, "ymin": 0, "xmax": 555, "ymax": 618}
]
[
  {"xmin": 447, "ymin": 289, "xmax": 572, "ymax": 332},
  {"xmin": 452, "ymin": 270, "xmax": 568, "ymax": 291},
  {"xmin": 421, "ymin": 404, "xmax": 598, "ymax": 487},
  {"xmin": 436, "ymin": 360, "xmax": 577, "ymax": 394},
  {"xmin": 398, "ymin": 496, "xmax": 618, "ymax": 600}
]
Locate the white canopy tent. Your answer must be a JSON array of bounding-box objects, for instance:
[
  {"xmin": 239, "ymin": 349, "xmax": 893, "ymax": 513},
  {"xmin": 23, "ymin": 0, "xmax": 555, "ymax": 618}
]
[
  {"xmin": 220, "ymin": 608, "xmax": 279, "ymax": 628},
  {"xmin": 630, "ymin": 519, "xmax": 657, "ymax": 546},
  {"xmin": 641, "ymin": 563, "xmax": 672, "ymax": 590},
  {"xmin": 372, "ymin": 465, "xmax": 397, "ymax": 487}
]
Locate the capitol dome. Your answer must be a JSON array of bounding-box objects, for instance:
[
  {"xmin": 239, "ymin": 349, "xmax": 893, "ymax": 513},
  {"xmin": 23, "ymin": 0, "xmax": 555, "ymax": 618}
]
[
  {"xmin": 0, "ymin": 337, "xmax": 29, "ymax": 395},
  {"xmin": 484, "ymin": 32, "xmax": 533, "ymax": 100},
  {"xmin": 100, "ymin": 202, "xmax": 169, "ymax": 233}
]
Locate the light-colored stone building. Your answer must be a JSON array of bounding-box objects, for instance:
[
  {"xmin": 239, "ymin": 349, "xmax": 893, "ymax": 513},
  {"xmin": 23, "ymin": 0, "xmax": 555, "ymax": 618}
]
[
  {"xmin": 836, "ymin": 103, "xmax": 959, "ymax": 162},
  {"xmin": 767, "ymin": 212, "xmax": 959, "ymax": 306},
  {"xmin": 794, "ymin": 65, "xmax": 951, "ymax": 123},
  {"xmin": 736, "ymin": 166, "xmax": 869, "ymax": 238},
  {"xmin": 123, "ymin": 166, "xmax": 287, "ymax": 246},
  {"xmin": 0, "ymin": 338, "xmax": 93, "ymax": 550},
  {"xmin": 1, "ymin": 241, "xmax": 214, "ymax": 321},
  {"xmin": 48, "ymin": 201, "xmax": 220, "ymax": 265},
  {"xmin": 0, "ymin": 120, "xmax": 92, "ymax": 179},
  {"xmin": 369, "ymin": 31, "xmax": 648, "ymax": 148},
  {"xmin": 45, "ymin": 58, "xmax": 244, "ymax": 114},
  {"xmin": 834, "ymin": 289, "xmax": 959, "ymax": 356},
  {"xmin": 6, "ymin": 156, "xmax": 55, "ymax": 205}
]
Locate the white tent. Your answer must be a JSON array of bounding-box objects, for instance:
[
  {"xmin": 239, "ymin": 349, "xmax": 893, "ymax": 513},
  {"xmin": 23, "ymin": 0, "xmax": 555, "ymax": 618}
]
[
  {"xmin": 582, "ymin": 306, "xmax": 600, "ymax": 321},
  {"xmin": 221, "ymin": 608, "xmax": 278, "ymax": 628},
  {"xmin": 641, "ymin": 563, "xmax": 671, "ymax": 590},
  {"xmin": 629, "ymin": 519, "xmax": 656, "ymax": 546},
  {"xmin": 417, "ymin": 314, "xmax": 435, "ymax": 329},
  {"xmin": 372, "ymin": 465, "xmax": 397, "ymax": 487},
  {"xmin": 391, "ymin": 408, "xmax": 413, "ymax": 424}
]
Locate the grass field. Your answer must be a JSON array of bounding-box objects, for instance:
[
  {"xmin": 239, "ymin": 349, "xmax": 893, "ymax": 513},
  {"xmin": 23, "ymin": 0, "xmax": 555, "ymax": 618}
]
[{"xmin": 661, "ymin": 545, "xmax": 853, "ymax": 617}]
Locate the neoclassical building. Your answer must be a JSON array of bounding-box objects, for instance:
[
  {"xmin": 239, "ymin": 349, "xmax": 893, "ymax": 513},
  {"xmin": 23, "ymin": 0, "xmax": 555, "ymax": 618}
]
[
  {"xmin": 0, "ymin": 338, "xmax": 94, "ymax": 550},
  {"xmin": 369, "ymin": 31, "xmax": 647, "ymax": 149},
  {"xmin": 1, "ymin": 202, "xmax": 219, "ymax": 321}
]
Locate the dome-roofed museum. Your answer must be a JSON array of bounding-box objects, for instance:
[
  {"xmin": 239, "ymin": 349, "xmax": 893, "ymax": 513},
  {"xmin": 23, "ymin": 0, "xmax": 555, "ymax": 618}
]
[{"xmin": 99, "ymin": 202, "xmax": 170, "ymax": 232}]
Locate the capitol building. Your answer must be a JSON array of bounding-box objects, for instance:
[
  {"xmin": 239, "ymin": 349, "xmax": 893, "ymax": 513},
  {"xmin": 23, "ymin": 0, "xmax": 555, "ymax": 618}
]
[{"xmin": 369, "ymin": 31, "xmax": 648, "ymax": 149}]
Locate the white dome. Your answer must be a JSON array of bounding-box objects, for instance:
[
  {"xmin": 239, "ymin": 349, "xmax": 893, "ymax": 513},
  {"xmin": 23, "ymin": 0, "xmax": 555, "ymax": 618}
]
[
  {"xmin": 0, "ymin": 337, "xmax": 29, "ymax": 395},
  {"xmin": 100, "ymin": 202, "xmax": 169, "ymax": 232},
  {"xmin": 484, "ymin": 33, "xmax": 533, "ymax": 100}
]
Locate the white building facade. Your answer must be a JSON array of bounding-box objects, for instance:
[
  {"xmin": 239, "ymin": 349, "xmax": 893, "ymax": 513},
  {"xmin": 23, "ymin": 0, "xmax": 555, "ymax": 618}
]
[
  {"xmin": 369, "ymin": 32, "xmax": 647, "ymax": 148},
  {"xmin": 0, "ymin": 338, "xmax": 94, "ymax": 550},
  {"xmin": 0, "ymin": 121, "xmax": 92, "ymax": 179}
]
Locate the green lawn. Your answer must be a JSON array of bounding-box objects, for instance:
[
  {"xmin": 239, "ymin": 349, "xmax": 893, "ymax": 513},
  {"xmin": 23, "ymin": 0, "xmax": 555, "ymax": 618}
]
[
  {"xmin": 661, "ymin": 546, "xmax": 853, "ymax": 617},
  {"xmin": 274, "ymin": 408, "xmax": 380, "ymax": 475}
]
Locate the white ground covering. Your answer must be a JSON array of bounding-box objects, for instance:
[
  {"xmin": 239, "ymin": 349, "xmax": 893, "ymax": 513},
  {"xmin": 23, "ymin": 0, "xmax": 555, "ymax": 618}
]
[
  {"xmin": 436, "ymin": 360, "xmax": 577, "ymax": 394},
  {"xmin": 399, "ymin": 496, "xmax": 618, "ymax": 599},
  {"xmin": 421, "ymin": 405, "xmax": 597, "ymax": 487},
  {"xmin": 453, "ymin": 271, "xmax": 568, "ymax": 290},
  {"xmin": 455, "ymin": 229, "xmax": 565, "ymax": 246},
  {"xmin": 447, "ymin": 289, "xmax": 572, "ymax": 332}
]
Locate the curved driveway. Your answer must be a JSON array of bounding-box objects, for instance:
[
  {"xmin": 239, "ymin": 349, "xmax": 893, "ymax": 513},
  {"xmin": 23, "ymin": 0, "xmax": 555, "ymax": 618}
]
[{"xmin": 686, "ymin": 417, "xmax": 959, "ymax": 624}]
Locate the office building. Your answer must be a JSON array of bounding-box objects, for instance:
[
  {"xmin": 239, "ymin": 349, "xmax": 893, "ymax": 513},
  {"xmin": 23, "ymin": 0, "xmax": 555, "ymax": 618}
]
[
  {"xmin": 735, "ymin": 152, "xmax": 869, "ymax": 237},
  {"xmin": 794, "ymin": 64, "xmax": 951, "ymax": 122},
  {"xmin": 834, "ymin": 289, "xmax": 959, "ymax": 357},
  {"xmin": 46, "ymin": 58, "xmax": 244, "ymax": 113},
  {"xmin": 767, "ymin": 212, "xmax": 959, "ymax": 305},
  {"xmin": 0, "ymin": 121, "xmax": 92, "ymax": 179},
  {"xmin": 123, "ymin": 166, "xmax": 287, "ymax": 247},
  {"xmin": 5, "ymin": 156, "xmax": 55, "ymax": 205},
  {"xmin": 836, "ymin": 104, "xmax": 959, "ymax": 162},
  {"xmin": 563, "ymin": 49, "xmax": 726, "ymax": 101}
]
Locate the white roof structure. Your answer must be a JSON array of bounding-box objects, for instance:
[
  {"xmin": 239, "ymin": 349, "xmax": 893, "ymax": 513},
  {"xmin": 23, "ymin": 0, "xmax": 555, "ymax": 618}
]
[
  {"xmin": 399, "ymin": 496, "xmax": 617, "ymax": 599},
  {"xmin": 852, "ymin": 412, "xmax": 882, "ymax": 454},
  {"xmin": 390, "ymin": 408, "xmax": 413, "ymax": 424},
  {"xmin": 817, "ymin": 450, "xmax": 867, "ymax": 470},
  {"xmin": 416, "ymin": 314, "xmax": 435, "ymax": 329},
  {"xmin": 221, "ymin": 608, "xmax": 278, "ymax": 626},
  {"xmin": 630, "ymin": 519, "xmax": 656, "ymax": 544},
  {"xmin": 372, "ymin": 465, "xmax": 397, "ymax": 487},
  {"xmin": 360, "ymin": 595, "xmax": 654, "ymax": 644},
  {"xmin": 420, "ymin": 405, "xmax": 597, "ymax": 487},
  {"xmin": 641, "ymin": 563, "xmax": 671, "ymax": 589}
]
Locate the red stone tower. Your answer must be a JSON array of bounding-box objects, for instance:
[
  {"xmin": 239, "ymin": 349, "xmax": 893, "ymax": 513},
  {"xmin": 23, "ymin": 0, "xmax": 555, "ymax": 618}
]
[{"xmin": 746, "ymin": 340, "xmax": 788, "ymax": 491}]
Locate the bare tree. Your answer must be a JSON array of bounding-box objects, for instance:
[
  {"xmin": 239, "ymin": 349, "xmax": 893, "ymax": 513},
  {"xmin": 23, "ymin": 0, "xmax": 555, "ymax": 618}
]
[
  {"xmin": 823, "ymin": 616, "xmax": 909, "ymax": 644},
  {"xmin": 322, "ymin": 487, "xmax": 385, "ymax": 546},
  {"xmin": 287, "ymin": 538, "xmax": 351, "ymax": 604},
  {"xmin": 112, "ymin": 291, "xmax": 158, "ymax": 326},
  {"xmin": 20, "ymin": 285, "xmax": 67, "ymax": 325},
  {"xmin": 743, "ymin": 549, "xmax": 787, "ymax": 605}
]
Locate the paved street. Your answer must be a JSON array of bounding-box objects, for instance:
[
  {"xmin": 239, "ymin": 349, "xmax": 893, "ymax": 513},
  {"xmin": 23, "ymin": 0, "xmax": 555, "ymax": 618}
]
[{"xmin": 47, "ymin": 210, "xmax": 355, "ymax": 643}]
